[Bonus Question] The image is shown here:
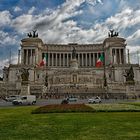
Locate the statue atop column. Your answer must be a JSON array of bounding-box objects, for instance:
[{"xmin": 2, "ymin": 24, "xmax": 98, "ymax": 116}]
[
  {"xmin": 27, "ymin": 32, "xmax": 32, "ymax": 37},
  {"xmin": 33, "ymin": 30, "xmax": 38, "ymax": 38},
  {"xmin": 72, "ymin": 47, "xmax": 76, "ymax": 59},
  {"xmin": 108, "ymin": 29, "xmax": 119, "ymax": 37},
  {"xmin": 27, "ymin": 30, "xmax": 38, "ymax": 38}
]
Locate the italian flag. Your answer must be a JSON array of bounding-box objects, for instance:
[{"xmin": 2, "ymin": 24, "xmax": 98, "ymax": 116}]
[
  {"xmin": 39, "ymin": 54, "xmax": 48, "ymax": 67},
  {"xmin": 96, "ymin": 54, "xmax": 104, "ymax": 67}
]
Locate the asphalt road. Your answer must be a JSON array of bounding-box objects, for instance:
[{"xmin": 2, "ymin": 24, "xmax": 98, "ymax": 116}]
[{"xmin": 0, "ymin": 98, "xmax": 139, "ymax": 107}]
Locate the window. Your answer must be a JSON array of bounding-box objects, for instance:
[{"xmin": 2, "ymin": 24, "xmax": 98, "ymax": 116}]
[
  {"xmin": 73, "ymin": 75, "xmax": 77, "ymax": 83},
  {"xmin": 22, "ymin": 97, "xmax": 27, "ymax": 100},
  {"xmin": 37, "ymin": 74, "xmax": 39, "ymax": 79}
]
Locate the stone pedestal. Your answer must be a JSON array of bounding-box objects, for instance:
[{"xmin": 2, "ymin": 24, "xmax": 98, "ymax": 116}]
[
  {"xmin": 126, "ymin": 85, "xmax": 136, "ymax": 98},
  {"xmin": 16, "ymin": 80, "xmax": 21, "ymax": 90},
  {"xmin": 70, "ymin": 59, "xmax": 78, "ymax": 70},
  {"xmin": 20, "ymin": 81, "xmax": 30, "ymax": 95}
]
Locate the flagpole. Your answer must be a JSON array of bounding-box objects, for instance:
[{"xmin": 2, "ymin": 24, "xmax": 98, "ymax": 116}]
[
  {"xmin": 137, "ymin": 50, "xmax": 139, "ymax": 65},
  {"xmin": 9, "ymin": 49, "xmax": 11, "ymax": 65},
  {"xmin": 127, "ymin": 49, "xmax": 130, "ymax": 64},
  {"xmin": 45, "ymin": 46, "xmax": 48, "ymax": 88}
]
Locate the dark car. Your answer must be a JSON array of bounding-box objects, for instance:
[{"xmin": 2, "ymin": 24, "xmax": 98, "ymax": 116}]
[{"xmin": 61, "ymin": 99, "xmax": 69, "ymax": 104}]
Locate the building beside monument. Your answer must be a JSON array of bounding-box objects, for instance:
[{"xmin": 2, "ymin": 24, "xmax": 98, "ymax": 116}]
[{"xmin": 2, "ymin": 30, "xmax": 140, "ymax": 98}]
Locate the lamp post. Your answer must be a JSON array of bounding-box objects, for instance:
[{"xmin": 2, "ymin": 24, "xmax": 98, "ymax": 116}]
[{"xmin": 103, "ymin": 43, "xmax": 108, "ymax": 99}]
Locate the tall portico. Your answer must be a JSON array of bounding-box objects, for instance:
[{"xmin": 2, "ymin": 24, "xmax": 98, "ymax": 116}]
[
  {"xmin": 21, "ymin": 37, "xmax": 43, "ymax": 66},
  {"xmin": 103, "ymin": 37, "xmax": 126, "ymax": 65}
]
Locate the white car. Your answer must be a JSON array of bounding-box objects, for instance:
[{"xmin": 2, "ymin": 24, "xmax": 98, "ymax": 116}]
[
  {"xmin": 5, "ymin": 95, "xmax": 21, "ymax": 102},
  {"xmin": 12, "ymin": 95, "xmax": 36, "ymax": 105},
  {"xmin": 88, "ymin": 97, "xmax": 101, "ymax": 104}
]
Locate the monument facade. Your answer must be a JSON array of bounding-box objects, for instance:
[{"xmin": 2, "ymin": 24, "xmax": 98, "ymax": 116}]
[{"xmin": 2, "ymin": 31, "xmax": 140, "ymax": 98}]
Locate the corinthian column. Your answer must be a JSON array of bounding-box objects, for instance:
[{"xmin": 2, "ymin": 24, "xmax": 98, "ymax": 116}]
[
  {"xmin": 59, "ymin": 53, "xmax": 61, "ymax": 67},
  {"xmin": 52, "ymin": 53, "xmax": 54, "ymax": 67},
  {"xmin": 114, "ymin": 49, "xmax": 117, "ymax": 64},
  {"xmin": 82, "ymin": 53, "xmax": 84, "ymax": 67},
  {"xmin": 93, "ymin": 53, "xmax": 95, "ymax": 66},
  {"xmin": 55, "ymin": 53, "xmax": 57, "ymax": 67},
  {"xmin": 63, "ymin": 53, "xmax": 65, "ymax": 67},
  {"xmin": 85, "ymin": 53, "xmax": 87, "ymax": 67},
  {"xmin": 89, "ymin": 53, "xmax": 91, "ymax": 67},
  {"xmin": 30, "ymin": 49, "xmax": 33, "ymax": 65},
  {"xmin": 119, "ymin": 49, "xmax": 122, "ymax": 64},
  {"xmin": 67, "ymin": 53, "xmax": 69, "ymax": 67},
  {"xmin": 26, "ymin": 50, "xmax": 28, "ymax": 65},
  {"xmin": 78, "ymin": 53, "xmax": 80, "ymax": 65},
  {"xmin": 48, "ymin": 53, "xmax": 50, "ymax": 67}
]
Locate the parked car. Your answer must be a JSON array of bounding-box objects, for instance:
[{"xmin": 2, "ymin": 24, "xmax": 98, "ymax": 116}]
[
  {"xmin": 66, "ymin": 97, "xmax": 78, "ymax": 102},
  {"xmin": 61, "ymin": 99, "xmax": 69, "ymax": 104},
  {"xmin": 88, "ymin": 96, "xmax": 101, "ymax": 104},
  {"xmin": 5, "ymin": 95, "xmax": 21, "ymax": 102},
  {"xmin": 12, "ymin": 95, "xmax": 36, "ymax": 105}
]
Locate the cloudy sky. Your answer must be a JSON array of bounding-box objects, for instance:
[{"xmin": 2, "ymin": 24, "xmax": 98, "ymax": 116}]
[{"xmin": 0, "ymin": 0, "xmax": 140, "ymax": 71}]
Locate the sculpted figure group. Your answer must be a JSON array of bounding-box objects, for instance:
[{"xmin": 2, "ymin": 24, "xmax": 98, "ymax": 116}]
[
  {"xmin": 108, "ymin": 29, "xmax": 119, "ymax": 37},
  {"xmin": 21, "ymin": 68, "xmax": 30, "ymax": 81},
  {"xmin": 124, "ymin": 66, "xmax": 134, "ymax": 82},
  {"xmin": 27, "ymin": 30, "xmax": 38, "ymax": 38},
  {"xmin": 72, "ymin": 47, "xmax": 76, "ymax": 59}
]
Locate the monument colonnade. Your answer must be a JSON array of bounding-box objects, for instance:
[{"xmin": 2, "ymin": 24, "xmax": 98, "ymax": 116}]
[{"xmin": 21, "ymin": 47, "xmax": 124, "ymax": 67}]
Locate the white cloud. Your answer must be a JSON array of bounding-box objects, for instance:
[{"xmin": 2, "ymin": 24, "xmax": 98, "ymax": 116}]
[
  {"xmin": 86, "ymin": 0, "xmax": 103, "ymax": 6},
  {"xmin": 0, "ymin": 31, "xmax": 18, "ymax": 46},
  {"xmin": 12, "ymin": 14, "xmax": 34, "ymax": 33},
  {"xmin": 28, "ymin": 6, "xmax": 36, "ymax": 14},
  {"xmin": 14, "ymin": 6, "xmax": 22, "ymax": 12},
  {"xmin": 127, "ymin": 45, "xmax": 140, "ymax": 53},
  {"xmin": 5, "ymin": 1, "xmax": 140, "ymax": 47},
  {"xmin": 11, "ymin": 55, "xmax": 18, "ymax": 65},
  {"xmin": 126, "ymin": 30, "xmax": 140, "ymax": 51},
  {"xmin": 101, "ymin": 7, "xmax": 140, "ymax": 54},
  {"xmin": 105, "ymin": 8, "xmax": 140, "ymax": 31},
  {"xmin": 12, "ymin": 0, "xmax": 102, "ymax": 33},
  {"xmin": 127, "ymin": 30, "xmax": 140, "ymax": 42},
  {"xmin": 97, "ymin": 0, "xmax": 103, "ymax": 4},
  {"xmin": 126, "ymin": 45, "xmax": 140, "ymax": 64},
  {"xmin": 6, "ymin": 1, "xmax": 140, "ymax": 49},
  {"xmin": 0, "ymin": 59, "xmax": 9, "ymax": 68},
  {"xmin": 0, "ymin": 11, "xmax": 12, "ymax": 27},
  {"xmin": 8, "ymin": 0, "xmax": 105, "ymax": 44},
  {"xmin": 11, "ymin": 0, "xmax": 84, "ymax": 34}
]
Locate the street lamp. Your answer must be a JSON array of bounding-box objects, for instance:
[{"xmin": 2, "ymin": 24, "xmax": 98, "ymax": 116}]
[{"xmin": 103, "ymin": 43, "xmax": 108, "ymax": 98}]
